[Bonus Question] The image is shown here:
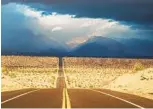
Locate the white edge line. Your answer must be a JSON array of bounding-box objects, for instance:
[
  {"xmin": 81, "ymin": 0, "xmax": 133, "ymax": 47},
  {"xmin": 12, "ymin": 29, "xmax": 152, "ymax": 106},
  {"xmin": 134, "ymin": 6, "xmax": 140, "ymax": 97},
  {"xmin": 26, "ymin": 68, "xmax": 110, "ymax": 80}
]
[
  {"xmin": 1, "ymin": 89, "xmax": 40, "ymax": 104},
  {"xmin": 88, "ymin": 89, "xmax": 145, "ymax": 109}
]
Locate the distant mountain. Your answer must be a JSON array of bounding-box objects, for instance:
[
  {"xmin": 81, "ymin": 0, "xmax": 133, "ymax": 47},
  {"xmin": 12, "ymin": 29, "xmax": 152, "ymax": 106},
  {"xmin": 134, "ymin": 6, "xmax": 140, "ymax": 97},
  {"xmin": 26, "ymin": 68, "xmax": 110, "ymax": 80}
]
[
  {"xmin": 2, "ymin": 33, "xmax": 153, "ymax": 58},
  {"xmin": 120, "ymin": 38, "xmax": 153, "ymax": 57},
  {"xmin": 1, "ymin": 29, "xmax": 69, "ymax": 56},
  {"xmin": 2, "ymin": 43, "xmax": 69, "ymax": 57},
  {"xmin": 70, "ymin": 36, "xmax": 126, "ymax": 57},
  {"xmin": 70, "ymin": 36, "xmax": 153, "ymax": 58}
]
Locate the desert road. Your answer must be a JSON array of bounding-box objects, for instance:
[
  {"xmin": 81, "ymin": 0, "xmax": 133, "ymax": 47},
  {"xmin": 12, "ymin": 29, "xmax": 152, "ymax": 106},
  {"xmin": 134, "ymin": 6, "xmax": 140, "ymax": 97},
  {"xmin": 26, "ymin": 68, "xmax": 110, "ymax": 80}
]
[{"xmin": 1, "ymin": 57, "xmax": 153, "ymax": 108}]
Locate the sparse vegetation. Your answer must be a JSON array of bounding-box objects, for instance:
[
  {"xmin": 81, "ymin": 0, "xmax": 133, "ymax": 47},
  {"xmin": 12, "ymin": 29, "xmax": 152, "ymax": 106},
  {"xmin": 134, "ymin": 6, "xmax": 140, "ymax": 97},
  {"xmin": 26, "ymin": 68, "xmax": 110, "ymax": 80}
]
[
  {"xmin": 65, "ymin": 68, "xmax": 130, "ymax": 88},
  {"xmin": 2, "ymin": 66, "xmax": 8, "ymax": 75},
  {"xmin": 1, "ymin": 56, "xmax": 58, "ymax": 91},
  {"xmin": 2, "ymin": 56, "xmax": 58, "ymax": 68},
  {"xmin": 133, "ymin": 62, "xmax": 145, "ymax": 72},
  {"xmin": 64, "ymin": 57, "xmax": 153, "ymax": 88}
]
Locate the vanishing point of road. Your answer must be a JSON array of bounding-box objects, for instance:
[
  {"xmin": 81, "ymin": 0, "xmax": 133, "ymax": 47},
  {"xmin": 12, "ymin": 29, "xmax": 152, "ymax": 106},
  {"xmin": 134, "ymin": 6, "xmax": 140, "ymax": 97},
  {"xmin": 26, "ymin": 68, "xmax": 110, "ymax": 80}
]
[{"xmin": 1, "ymin": 57, "xmax": 153, "ymax": 108}]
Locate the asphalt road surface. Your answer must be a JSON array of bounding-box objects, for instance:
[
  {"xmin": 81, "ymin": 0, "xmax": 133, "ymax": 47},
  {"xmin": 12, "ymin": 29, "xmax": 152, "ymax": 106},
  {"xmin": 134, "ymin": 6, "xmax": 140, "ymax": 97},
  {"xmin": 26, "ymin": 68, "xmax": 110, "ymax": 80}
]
[{"xmin": 2, "ymin": 57, "xmax": 153, "ymax": 108}]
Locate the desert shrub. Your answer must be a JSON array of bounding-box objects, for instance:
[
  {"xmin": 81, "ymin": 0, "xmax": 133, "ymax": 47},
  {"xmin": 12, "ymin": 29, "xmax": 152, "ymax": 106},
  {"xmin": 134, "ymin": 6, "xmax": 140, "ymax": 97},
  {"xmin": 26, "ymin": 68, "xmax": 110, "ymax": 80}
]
[
  {"xmin": 2, "ymin": 66, "xmax": 8, "ymax": 75},
  {"xmin": 8, "ymin": 72, "xmax": 17, "ymax": 78},
  {"xmin": 133, "ymin": 62, "xmax": 145, "ymax": 72},
  {"xmin": 2, "ymin": 67, "xmax": 7, "ymax": 72}
]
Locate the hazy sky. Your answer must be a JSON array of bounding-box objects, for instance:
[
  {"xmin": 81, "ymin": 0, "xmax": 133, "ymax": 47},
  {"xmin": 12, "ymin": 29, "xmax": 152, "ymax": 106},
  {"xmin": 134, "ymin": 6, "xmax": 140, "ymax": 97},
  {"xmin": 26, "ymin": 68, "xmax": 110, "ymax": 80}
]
[{"xmin": 2, "ymin": 0, "xmax": 153, "ymax": 52}]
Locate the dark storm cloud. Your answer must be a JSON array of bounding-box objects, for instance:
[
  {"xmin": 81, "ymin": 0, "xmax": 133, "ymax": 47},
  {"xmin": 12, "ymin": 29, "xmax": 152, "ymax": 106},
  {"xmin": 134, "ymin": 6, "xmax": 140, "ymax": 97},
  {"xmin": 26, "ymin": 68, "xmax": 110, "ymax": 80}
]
[
  {"xmin": 2, "ymin": 0, "xmax": 153, "ymax": 26},
  {"xmin": 1, "ymin": 0, "xmax": 71, "ymax": 4}
]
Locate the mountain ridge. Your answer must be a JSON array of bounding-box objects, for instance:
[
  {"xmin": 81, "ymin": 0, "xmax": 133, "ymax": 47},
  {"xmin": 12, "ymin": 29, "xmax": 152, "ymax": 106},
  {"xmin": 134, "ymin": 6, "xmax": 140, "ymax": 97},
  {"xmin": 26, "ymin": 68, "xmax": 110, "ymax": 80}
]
[{"xmin": 2, "ymin": 36, "xmax": 153, "ymax": 58}]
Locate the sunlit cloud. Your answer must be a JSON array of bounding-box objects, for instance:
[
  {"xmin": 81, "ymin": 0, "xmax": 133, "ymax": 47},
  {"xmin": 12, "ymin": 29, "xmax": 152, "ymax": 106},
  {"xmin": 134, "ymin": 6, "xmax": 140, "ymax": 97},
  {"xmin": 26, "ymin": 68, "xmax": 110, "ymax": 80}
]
[
  {"xmin": 2, "ymin": 3, "xmax": 136, "ymax": 47},
  {"xmin": 52, "ymin": 27, "xmax": 63, "ymax": 32},
  {"xmin": 66, "ymin": 36, "xmax": 89, "ymax": 48}
]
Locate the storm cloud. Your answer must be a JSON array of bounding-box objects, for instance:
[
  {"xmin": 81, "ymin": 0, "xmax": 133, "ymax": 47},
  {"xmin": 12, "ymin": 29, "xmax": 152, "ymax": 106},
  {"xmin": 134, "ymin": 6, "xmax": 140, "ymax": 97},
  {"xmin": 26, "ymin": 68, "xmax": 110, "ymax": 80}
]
[
  {"xmin": 2, "ymin": 3, "xmax": 139, "ymax": 46},
  {"xmin": 2, "ymin": 0, "xmax": 153, "ymax": 26}
]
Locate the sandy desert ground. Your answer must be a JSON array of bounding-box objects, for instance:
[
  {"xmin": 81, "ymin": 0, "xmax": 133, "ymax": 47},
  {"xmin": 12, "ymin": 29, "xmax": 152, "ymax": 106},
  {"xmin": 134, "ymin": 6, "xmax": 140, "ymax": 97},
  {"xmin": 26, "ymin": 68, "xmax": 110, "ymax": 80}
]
[
  {"xmin": 64, "ymin": 57, "xmax": 153, "ymax": 100},
  {"xmin": 1, "ymin": 56, "xmax": 58, "ymax": 91},
  {"xmin": 103, "ymin": 68, "xmax": 153, "ymax": 100}
]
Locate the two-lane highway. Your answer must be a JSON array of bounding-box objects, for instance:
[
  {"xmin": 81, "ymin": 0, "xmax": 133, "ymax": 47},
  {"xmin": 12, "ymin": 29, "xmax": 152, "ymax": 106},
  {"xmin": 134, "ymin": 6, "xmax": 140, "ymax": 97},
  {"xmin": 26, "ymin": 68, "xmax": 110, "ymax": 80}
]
[
  {"xmin": 2, "ymin": 57, "xmax": 153, "ymax": 108},
  {"xmin": 56, "ymin": 57, "xmax": 66, "ymax": 88},
  {"xmin": 2, "ymin": 88, "xmax": 153, "ymax": 108}
]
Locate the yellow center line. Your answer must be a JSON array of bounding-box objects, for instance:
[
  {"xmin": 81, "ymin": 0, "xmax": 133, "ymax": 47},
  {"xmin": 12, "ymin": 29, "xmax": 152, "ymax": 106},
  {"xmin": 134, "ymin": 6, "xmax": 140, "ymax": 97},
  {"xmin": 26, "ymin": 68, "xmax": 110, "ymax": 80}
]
[
  {"xmin": 65, "ymin": 88, "xmax": 71, "ymax": 109},
  {"xmin": 62, "ymin": 58, "xmax": 71, "ymax": 109},
  {"xmin": 62, "ymin": 88, "xmax": 71, "ymax": 109},
  {"xmin": 62, "ymin": 88, "xmax": 66, "ymax": 109}
]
